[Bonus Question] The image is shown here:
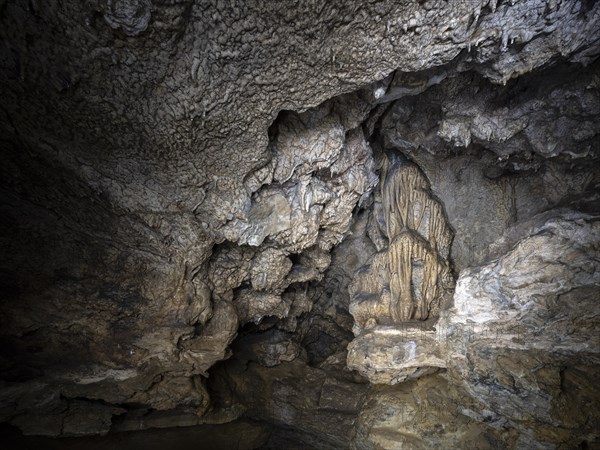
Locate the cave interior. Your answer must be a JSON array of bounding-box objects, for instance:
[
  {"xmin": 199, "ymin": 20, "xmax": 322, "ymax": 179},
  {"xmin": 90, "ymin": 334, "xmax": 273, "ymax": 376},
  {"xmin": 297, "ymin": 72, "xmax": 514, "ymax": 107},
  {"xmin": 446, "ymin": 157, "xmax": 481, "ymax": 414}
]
[{"xmin": 0, "ymin": 0, "xmax": 599, "ymax": 449}]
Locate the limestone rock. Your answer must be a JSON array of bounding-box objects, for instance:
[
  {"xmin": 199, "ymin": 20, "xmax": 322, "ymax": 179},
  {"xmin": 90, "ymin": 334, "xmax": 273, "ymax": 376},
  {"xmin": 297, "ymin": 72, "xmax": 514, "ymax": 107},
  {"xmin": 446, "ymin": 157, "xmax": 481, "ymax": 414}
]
[
  {"xmin": 208, "ymin": 244, "xmax": 255, "ymax": 300},
  {"xmin": 128, "ymin": 376, "xmax": 209, "ymax": 414},
  {"xmin": 230, "ymin": 330, "xmax": 304, "ymax": 368},
  {"xmin": 352, "ymin": 376, "xmax": 505, "ymax": 450},
  {"xmin": 102, "ymin": 0, "xmax": 152, "ymax": 36},
  {"xmin": 210, "ymin": 358, "xmax": 369, "ymax": 449},
  {"xmin": 0, "ymin": 0, "xmax": 599, "ymax": 443},
  {"xmin": 349, "ymin": 156, "xmax": 454, "ymax": 332},
  {"xmin": 177, "ymin": 299, "xmax": 239, "ymax": 376},
  {"xmin": 381, "ymin": 63, "xmax": 600, "ymax": 271},
  {"xmin": 234, "ymin": 291, "xmax": 290, "ymax": 326},
  {"xmin": 437, "ymin": 212, "xmax": 600, "ymax": 447},
  {"xmin": 347, "ymin": 325, "xmax": 444, "ymax": 384},
  {"xmin": 348, "ymin": 211, "xmax": 600, "ymax": 447},
  {"xmin": 250, "ymin": 249, "xmax": 293, "ymax": 292}
]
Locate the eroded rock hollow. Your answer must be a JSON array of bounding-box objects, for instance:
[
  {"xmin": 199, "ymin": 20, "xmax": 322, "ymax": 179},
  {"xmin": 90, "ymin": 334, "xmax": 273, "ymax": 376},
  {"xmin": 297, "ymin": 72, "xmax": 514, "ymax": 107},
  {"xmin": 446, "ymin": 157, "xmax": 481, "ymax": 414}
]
[{"xmin": 1, "ymin": 0, "xmax": 599, "ymax": 448}]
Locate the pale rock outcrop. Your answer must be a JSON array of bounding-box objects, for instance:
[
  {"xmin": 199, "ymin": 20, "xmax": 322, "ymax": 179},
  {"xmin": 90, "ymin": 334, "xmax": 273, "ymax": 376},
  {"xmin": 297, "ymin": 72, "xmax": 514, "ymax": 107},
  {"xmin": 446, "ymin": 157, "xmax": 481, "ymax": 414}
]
[
  {"xmin": 352, "ymin": 376, "xmax": 505, "ymax": 450},
  {"xmin": 214, "ymin": 96, "xmax": 379, "ymax": 333},
  {"xmin": 438, "ymin": 212, "xmax": 600, "ymax": 448},
  {"xmin": 347, "ymin": 325, "xmax": 444, "ymax": 384},
  {"xmin": 250, "ymin": 248, "xmax": 293, "ymax": 292}
]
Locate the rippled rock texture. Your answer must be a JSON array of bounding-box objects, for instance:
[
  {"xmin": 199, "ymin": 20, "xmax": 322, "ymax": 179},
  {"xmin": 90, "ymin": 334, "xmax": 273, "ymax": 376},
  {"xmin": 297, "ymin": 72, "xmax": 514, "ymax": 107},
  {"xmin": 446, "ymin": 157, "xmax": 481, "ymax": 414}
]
[{"xmin": 1, "ymin": 0, "xmax": 599, "ymax": 448}]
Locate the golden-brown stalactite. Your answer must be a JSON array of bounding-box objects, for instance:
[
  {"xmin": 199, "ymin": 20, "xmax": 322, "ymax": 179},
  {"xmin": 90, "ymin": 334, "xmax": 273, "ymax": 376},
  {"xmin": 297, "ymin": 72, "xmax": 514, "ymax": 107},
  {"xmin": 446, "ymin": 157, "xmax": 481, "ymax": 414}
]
[{"xmin": 350, "ymin": 157, "xmax": 454, "ymax": 328}]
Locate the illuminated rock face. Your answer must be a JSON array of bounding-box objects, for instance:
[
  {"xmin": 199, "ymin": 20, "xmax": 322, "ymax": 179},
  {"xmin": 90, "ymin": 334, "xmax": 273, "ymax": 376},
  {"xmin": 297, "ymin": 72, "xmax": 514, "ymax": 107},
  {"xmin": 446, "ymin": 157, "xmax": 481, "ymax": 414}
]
[
  {"xmin": 1, "ymin": 0, "xmax": 600, "ymax": 447},
  {"xmin": 349, "ymin": 157, "xmax": 453, "ymax": 331}
]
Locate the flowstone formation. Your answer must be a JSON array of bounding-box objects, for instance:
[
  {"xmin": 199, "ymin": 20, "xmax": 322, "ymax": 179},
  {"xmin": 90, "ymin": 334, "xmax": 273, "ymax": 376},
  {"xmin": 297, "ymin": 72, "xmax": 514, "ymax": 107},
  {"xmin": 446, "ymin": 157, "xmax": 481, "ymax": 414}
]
[
  {"xmin": 347, "ymin": 154, "xmax": 454, "ymax": 383},
  {"xmin": 349, "ymin": 155, "xmax": 453, "ymax": 328}
]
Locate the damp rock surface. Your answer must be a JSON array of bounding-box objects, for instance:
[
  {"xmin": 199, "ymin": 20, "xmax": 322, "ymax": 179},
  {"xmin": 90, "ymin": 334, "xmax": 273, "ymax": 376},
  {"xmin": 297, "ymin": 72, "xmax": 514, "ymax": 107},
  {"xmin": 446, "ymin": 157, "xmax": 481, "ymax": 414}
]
[{"xmin": 1, "ymin": 0, "xmax": 599, "ymax": 448}]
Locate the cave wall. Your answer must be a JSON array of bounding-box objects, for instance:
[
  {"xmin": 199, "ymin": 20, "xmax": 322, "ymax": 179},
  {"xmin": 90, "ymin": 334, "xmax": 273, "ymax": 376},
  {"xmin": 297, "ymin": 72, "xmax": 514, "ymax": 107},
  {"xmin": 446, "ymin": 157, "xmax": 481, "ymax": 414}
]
[{"xmin": 1, "ymin": 0, "xmax": 599, "ymax": 448}]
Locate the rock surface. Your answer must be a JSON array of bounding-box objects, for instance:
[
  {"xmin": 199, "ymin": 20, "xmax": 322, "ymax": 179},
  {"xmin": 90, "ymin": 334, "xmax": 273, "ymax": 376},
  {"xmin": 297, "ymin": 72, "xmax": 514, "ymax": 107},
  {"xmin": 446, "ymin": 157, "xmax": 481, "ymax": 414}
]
[
  {"xmin": 0, "ymin": 0, "xmax": 599, "ymax": 448},
  {"xmin": 347, "ymin": 211, "xmax": 600, "ymax": 447},
  {"xmin": 348, "ymin": 154, "xmax": 454, "ymax": 333},
  {"xmin": 439, "ymin": 212, "xmax": 600, "ymax": 448}
]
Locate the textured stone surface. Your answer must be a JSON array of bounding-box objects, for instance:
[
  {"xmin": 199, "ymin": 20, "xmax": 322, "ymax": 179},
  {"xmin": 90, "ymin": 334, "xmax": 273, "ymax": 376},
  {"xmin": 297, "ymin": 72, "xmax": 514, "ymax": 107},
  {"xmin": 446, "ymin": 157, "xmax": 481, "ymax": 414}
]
[
  {"xmin": 210, "ymin": 357, "xmax": 369, "ymax": 449},
  {"xmin": 348, "ymin": 211, "xmax": 600, "ymax": 447},
  {"xmin": 0, "ymin": 0, "xmax": 599, "ymax": 446},
  {"xmin": 347, "ymin": 325, "xmax": 444, "ymax": 384},
  {"xmin": 348, "ymin": 155, "xmax": 454, "ymax": 333},
  {"xmin": 439, "ymin": 211, "xmax": 600, "ymax": 448},
  {"xmin": 381, "ymin": 62, "xmax": 600, "ymax": 270},
  {"xmin": 352, "ymin": 376, "xmax": 507, "ymax": 450}
]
